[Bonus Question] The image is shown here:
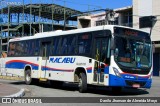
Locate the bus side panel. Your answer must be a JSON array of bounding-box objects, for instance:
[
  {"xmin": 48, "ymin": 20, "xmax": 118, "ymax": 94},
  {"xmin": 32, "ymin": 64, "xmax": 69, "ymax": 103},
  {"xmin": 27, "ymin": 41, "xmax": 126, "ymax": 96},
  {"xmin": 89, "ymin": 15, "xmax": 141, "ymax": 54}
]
[
  {"xmin": 47, "ymin": 71, "xmax": 74, "ymax": 82},
  {"xmin": 5, "ymin": 57, "xmax": 39, "ymax": 78},
  {"xmin": 5, "ymin": 57, "xmax": 24, "ymax": 76},
  {"xmin": 109, "ymin": 55, "xmax": 125, "ymax": 86},
  {"xmin": 0, "ymin": 58, "xmax": 6, "ymax": 75},
  {"xmin": 45, "ymin": 56, "xmax": 76, "ymax": 82},
  {"xmin": 87, "ymin": 70, "xmax": 94, "ymax": 84},
  {"xmin": 46, "ymin": 56, "xmax": 93, "ymax": 83}
]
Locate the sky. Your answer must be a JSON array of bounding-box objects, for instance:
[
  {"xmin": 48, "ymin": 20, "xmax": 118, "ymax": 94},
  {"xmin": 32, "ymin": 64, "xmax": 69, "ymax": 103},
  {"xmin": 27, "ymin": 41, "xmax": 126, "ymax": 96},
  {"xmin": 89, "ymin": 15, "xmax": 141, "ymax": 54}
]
[{"xmin": 3, "ymin": 0, "xmax": 132, "ymax": 12}]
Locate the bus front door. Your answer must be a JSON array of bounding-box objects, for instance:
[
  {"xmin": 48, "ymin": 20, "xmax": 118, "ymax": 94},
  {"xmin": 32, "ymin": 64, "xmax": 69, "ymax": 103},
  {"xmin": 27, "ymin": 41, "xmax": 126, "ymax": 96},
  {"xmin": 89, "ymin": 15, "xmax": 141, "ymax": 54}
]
[
  {"xmin": 39, "ymin": 42, "xmax": 51, "ymax": 79},
  {"xmin": 94, "ymin": 37, "xmax": 108, "ymax": 84}
]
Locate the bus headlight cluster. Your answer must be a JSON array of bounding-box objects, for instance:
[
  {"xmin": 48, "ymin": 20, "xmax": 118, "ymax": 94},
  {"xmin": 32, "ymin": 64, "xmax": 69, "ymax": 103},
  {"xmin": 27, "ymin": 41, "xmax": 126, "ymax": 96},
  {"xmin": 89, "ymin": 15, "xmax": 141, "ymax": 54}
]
[
  {"xmin": 148, "ymin": 75, "xmax": 152, "ymax": 79},
  {"xmin": 113, "ymin": 67, "xmax": 121, "ymax": 77}
]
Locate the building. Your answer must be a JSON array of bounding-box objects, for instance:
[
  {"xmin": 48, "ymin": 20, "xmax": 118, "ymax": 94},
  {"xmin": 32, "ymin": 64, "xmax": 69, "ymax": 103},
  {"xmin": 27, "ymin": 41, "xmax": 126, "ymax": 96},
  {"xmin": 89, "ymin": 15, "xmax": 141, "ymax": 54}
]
[
  {"xmin": 0, "ymin": 3, "xmax": 82, "ymax": 54},
  {"xmin": 133, "ymin": 0, "xmax": 160, "ymax": 76},
  {"xmin": 78, "ymin": 1, "xmax": 160, "ymax": 76},
  {"xmin": 77, "ymin": 6, "xmax": 132, "ymax": 28}
]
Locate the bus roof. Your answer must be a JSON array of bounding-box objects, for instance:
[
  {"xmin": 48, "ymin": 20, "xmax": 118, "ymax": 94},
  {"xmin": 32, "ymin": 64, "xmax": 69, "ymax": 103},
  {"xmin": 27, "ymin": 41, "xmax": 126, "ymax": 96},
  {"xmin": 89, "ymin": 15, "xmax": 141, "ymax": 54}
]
[{"xmin": 9, "ymin": 25, "xmax": 149, "ymax": 42}]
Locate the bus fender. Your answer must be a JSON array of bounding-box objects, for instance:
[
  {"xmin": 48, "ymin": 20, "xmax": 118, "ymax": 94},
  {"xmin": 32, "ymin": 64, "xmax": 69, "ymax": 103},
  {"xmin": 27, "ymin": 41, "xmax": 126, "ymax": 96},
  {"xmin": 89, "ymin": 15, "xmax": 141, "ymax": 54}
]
[
  {"xmin": 74, "ymin": 67, "xmax": 87, "ymax": 82},
  {"xmin": 24, "ymin": 64, "xmax": 32, "ymax": 72}
]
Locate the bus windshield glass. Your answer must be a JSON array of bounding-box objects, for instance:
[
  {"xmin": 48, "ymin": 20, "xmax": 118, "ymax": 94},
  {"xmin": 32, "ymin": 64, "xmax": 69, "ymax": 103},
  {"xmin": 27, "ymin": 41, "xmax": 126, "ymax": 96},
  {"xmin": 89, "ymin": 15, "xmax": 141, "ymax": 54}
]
[{"xmin": 114, "ymin": 27, "xmax": 152, "ymax": 69}]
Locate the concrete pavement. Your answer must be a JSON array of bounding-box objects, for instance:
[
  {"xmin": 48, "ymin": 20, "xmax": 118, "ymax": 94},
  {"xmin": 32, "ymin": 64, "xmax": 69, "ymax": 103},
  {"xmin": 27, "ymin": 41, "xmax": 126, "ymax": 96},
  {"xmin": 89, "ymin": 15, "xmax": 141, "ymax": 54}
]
[
  {"xmin": 0, "ymin": 82, "xmax": 25, "ymax": 97},
  {"xmin": 0, "ymin": 75, "xmax": 25, "ymax": 97}
]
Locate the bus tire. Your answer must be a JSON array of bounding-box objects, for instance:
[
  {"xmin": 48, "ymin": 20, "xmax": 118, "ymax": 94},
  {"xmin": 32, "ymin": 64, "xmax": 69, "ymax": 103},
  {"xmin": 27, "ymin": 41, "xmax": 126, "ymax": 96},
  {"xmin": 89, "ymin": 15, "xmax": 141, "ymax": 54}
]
[
  {"xmin": 25, "ymin": 69, "xmax": 33, "ymax": 85},
  {"xmin": 78, "ymin": 73, "xmax": 87, "ymax": 93}
]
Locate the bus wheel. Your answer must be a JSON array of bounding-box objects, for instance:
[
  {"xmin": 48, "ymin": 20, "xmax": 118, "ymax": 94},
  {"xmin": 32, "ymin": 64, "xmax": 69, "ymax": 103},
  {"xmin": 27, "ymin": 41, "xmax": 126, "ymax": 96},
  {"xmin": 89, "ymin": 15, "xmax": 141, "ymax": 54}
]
[
  {"xmin": 78, "ymin": 73, "xmax": 87, "ymax": 93},
  {"xmin": 25, "ymin": 69, "xmax": 32, "ymax": 85}
]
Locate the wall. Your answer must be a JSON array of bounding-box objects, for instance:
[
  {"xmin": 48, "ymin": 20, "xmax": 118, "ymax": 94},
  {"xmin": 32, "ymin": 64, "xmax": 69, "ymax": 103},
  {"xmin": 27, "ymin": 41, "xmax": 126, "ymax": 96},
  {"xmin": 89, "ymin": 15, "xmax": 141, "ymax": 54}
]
[
  {"xmin": 77, "ymin": 16, "xmax": 91, "ymax": 28},
  {"xmin": 133, "ymin": 0, "xmax": 139, "ymax": 29},
  {"xmin": 152, "ymin": 0, "xmax": 160, "ymax": 41},
  {"xmin": 133, "ymin": 0, "xmax": 160, "ymax": 41}
]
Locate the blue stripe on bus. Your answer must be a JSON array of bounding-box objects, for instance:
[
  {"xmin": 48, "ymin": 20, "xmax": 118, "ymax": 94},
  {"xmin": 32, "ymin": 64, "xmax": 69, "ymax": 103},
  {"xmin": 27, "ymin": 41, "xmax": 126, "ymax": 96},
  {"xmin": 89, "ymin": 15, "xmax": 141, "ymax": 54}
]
[
  {"xmin": 104, "ymin": 66, "xmax": 109, "ymax": 74},
  {"xmin": 6, "ymin": 61, "xmax": 73, "ymax": 72},
  {"xmin": 121, "ymin": 73, "xmax": 150, "ymax": 80},
  {"xmin": 5, "ymin": 61, "xmax": 39, "ymax": 70},
  {"xmin": 87, "ymin": 67, "xmax": 92, "ymax": 73},
  {"xmin": 87, "ymin": 70, "xmax": 92, "ymax": 73},
  {"xmin": 86, "ymin": 66, "xmax": 109, "ymax": 74},
  {"xmin": 6, "ymin": 60, "xmax": 90, "ymax": 73},
  {"xmin": 109, "ymin": 74, "xmax": 125, "ymax": 86}
]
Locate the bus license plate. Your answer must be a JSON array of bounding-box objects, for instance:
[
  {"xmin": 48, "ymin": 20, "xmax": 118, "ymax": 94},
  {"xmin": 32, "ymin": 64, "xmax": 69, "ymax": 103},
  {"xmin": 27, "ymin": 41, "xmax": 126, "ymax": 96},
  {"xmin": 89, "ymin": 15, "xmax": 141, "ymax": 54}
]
[{"xmin": 132, "ymin": 84, "xmax": 140, "ymax": 88}]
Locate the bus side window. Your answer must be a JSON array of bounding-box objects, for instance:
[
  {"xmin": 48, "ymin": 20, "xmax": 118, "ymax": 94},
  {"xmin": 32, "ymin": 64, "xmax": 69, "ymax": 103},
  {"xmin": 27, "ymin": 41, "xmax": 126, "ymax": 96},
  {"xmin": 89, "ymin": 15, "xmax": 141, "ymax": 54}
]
[
  {"xmin": 15, "ymin": 42, "xmax": 23, "ymax": 56},
  {"xmin": 68, "ymin": 35, "xmax": 76, "ymax": 54},
  {"xmin": 52, "ymin": 37, "xmax": 60, "ymax": 55},
  {"xmin": 51, "ymin": 38, "xmax": 55, "ymax": 55},
  {"xmin": 42, "ymin": 46, "xmax": 46, "ymax": 57},
  {"xmin": 8, "ymin": 42, "xmax": 16, "ymax": 56},
  {"xmin": 101, "ymin": 39, "xmax": 108, "ymax": 64},
  {"xmin": 61, "ymin": 37, "xmax": 68, "ymax": 54},
  {"xmin": 14, "ymin": 43, "xmax": 19, "ymax": 56},
  {"xmin": 78, "ymin": 33, "xmax": 91, "ymax": 54},
  {"xmin": 34, "ymin": 40, "xmax": 40, "ymax": 56},
  {"xmin": 25, "ymin": 41, "xmax": 30, "ymax": 56},
  {"xmin": 30, "ymin": 41, "xmax": 35, "ymax": 56}
]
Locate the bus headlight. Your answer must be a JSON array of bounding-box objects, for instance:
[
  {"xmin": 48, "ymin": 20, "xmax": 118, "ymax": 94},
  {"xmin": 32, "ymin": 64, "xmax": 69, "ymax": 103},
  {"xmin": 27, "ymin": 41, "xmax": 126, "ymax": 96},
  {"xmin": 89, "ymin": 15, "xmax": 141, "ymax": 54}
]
[
  {"xmin": 148, "ymin": 75, "xmax": 152, "ymax": 79},
  {"xmin": 113, "ymin": 67, "xmax": 121, "ymax": 77}
]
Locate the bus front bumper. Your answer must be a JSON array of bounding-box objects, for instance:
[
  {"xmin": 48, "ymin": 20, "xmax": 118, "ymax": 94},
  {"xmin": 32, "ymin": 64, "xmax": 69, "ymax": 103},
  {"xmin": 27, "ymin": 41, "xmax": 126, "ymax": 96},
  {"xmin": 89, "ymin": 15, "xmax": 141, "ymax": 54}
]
[{"xmin": 109, "ymin": 74, "xmax": 152, "ymax": 89}]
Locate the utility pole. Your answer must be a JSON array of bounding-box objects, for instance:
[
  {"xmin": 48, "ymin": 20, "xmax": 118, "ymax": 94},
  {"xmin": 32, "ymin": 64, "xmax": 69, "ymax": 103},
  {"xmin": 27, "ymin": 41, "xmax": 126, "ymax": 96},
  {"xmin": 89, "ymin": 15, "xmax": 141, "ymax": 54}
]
[
  {"xmin": 39, "ymin": 0, "xmax": 41, "ymax": 33},
  {"xmin": 52, "ymin": 0, "xmax": 54, "ymax": 31},
  {"xmin": 0, "ymin": 26, "xmax": 2, "ymax": 57},
  {"xmin": 105, "ymin": 9, "xmax": 113, "ymax": 25},
  {"xmin": 63, "ymin": 1, "xmax": 66, "ymax": 30},
  {"xmin": 0, "ymin": 1, "xmax": 3, "ymax": 56},
  {"xmin": 30, "ymin": 0, "xmax": 32, "ymax": 36},
  {"xmin": 22, "ymin": 0, "xmax": 24, "ymax": 36}
]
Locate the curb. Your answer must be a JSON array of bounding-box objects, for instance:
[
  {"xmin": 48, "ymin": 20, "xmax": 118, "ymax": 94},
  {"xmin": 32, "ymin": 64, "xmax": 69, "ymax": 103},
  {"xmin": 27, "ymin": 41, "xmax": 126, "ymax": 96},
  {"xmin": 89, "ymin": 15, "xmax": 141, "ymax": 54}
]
[
  {"xmin": 4, "ymin": 88, "xmax": 25, "ymax": 97},
  {"xmin": 0, "ymin": 75, "xmax": 23, "ymax": 81}
]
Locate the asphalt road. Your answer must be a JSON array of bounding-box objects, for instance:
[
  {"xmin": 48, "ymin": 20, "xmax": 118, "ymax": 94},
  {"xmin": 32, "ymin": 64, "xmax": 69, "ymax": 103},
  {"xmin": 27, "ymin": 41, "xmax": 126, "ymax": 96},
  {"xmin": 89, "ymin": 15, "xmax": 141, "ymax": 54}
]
[
  {"xmin": 0, "ymin": 77, "xmax": 160, "ymax": 97},
  {"xmin": 0, "ymin": 77, "xmax": 160, "ymax": 106}
]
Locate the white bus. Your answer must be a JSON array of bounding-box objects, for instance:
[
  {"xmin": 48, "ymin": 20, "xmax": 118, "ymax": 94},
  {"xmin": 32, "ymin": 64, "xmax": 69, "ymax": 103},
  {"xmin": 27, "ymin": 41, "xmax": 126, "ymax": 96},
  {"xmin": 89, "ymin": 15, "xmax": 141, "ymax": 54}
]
[{"xmin": 3, "ymin": 25, "xmax": 153, "ymax": 93}]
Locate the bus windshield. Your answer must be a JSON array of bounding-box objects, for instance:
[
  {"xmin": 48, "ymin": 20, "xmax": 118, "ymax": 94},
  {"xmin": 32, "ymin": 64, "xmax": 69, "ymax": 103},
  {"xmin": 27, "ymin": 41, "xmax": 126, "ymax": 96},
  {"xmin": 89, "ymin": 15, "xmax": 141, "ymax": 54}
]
[{"xmin": 114, "ymin": 36, "xmax": 152, "ymax": 69}]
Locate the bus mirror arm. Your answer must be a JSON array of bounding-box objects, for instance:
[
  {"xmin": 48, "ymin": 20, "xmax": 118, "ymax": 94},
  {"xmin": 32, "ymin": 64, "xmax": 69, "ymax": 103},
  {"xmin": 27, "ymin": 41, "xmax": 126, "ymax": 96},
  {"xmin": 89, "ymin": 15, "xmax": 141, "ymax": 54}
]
[{"xmin": 110, "ymin": 38, "xmax": 115, "ymax": 50}]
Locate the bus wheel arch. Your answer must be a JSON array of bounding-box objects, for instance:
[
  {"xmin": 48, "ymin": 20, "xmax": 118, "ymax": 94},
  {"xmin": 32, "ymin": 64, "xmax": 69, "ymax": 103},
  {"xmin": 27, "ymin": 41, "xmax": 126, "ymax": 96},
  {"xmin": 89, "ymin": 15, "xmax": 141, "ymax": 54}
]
[
  {"xmin": 24, "ymin": 66, "xmax": 32, "ymax": 85},
  {"xmin": 24, "ymin": 66, "xmax": 38, "ymax": 85},
  {"xmin": 74, "ymin": 67, "xmax": 87, "ymax": 93}
]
